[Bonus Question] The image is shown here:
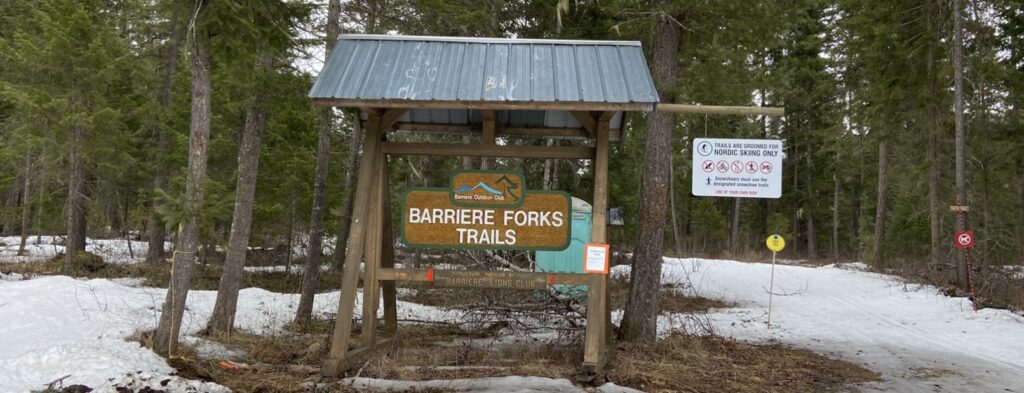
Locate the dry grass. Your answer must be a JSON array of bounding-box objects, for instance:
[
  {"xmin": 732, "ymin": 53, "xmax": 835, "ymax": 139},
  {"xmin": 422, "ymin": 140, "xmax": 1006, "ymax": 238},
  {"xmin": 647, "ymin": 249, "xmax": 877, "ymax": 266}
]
[
  {"xmin": 609, "ymin": 278, "xmax": 732, "ymax": 313},
  {"xmin": 164, "ymin": 320, "xmax": 880, "ymax": 393},
  {"xmin": 610, "ymin": 333, "xmax": 880, "ymax": 393}
]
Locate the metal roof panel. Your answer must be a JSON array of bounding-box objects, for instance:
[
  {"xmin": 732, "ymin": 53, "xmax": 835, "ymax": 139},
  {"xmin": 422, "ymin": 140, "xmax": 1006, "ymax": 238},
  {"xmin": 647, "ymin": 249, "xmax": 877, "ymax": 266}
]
[{"xmin": 311, "ymin": 34, "xmax": 657, "ymax": 109}]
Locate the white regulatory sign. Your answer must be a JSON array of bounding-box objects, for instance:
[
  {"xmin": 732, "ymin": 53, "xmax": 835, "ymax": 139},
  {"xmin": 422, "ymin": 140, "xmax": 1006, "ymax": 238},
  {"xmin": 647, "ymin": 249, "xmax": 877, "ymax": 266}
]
[{"xmin": 691, "ymin": 138, "xmax": 783, "ymax": 199}]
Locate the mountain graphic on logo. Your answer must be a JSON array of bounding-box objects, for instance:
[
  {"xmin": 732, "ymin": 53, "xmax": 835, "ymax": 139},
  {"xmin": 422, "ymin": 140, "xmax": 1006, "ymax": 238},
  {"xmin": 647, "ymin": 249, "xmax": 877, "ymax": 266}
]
[{"xmin": 453, "ymin": 182, "xmax": 503, "ymax": 195}]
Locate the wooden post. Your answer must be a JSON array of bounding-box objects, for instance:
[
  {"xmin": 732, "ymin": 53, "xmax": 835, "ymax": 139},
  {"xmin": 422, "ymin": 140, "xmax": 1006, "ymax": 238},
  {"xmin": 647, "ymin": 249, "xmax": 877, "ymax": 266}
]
[
  {"xmin": 379, "ymin": 158, "xmax": 398, "ymax": 335},
  {"xmin": 323, "ymin": 111, "xmax": 382, "ymax": 377},
  {"xmin": 359, "ymin": 155, "xmax": 384, "ymax": 348},
  {"xmin": 583, "ymin": 112, "xmax": 611, "ymax": 373}
]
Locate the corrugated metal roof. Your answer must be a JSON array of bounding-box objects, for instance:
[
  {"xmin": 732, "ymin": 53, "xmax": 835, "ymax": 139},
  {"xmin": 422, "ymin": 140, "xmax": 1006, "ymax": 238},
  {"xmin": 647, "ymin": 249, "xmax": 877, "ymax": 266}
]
[{"xmin": 309, "ymin": 34, "xmax": 659, "ymax": 111}]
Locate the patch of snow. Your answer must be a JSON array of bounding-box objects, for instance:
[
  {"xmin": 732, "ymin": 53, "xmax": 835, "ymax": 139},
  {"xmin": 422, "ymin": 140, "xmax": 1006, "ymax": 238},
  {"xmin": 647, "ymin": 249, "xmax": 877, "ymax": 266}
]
[
  {"xmin": 343, "ymin": 376, "xmax": 637, "ymax": 393},
  {"xmin": 0, "ymin": 236, "xmax": 172, "ymax": 264},
  {"xmin": 616, "ymin": 258, "xmax": 1024, "ymax": 392},
  {"xmin": 180, "ymin": 336, "xmax": 246, "ymax": 361},
  {"xmin": 0, "ymin": 275, "xmax": 464, "ymax": 392},
  {"xmin": 242, "ymin": 264, "xmax": 330, "ymax": 274},
  {"xmin": 1, "ymin": 271, "xmax": 25, "ymax": 281},
  {"xmin": 96, "ymin": 371, "xmax": 230, "ymax": 393}
]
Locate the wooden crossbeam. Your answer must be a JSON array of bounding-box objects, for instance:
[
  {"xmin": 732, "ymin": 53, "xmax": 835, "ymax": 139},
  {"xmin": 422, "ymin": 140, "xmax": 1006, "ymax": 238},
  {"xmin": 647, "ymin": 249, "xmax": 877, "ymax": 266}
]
[
  {"xmin": 376, "ymin": 268, "xmax": 592, "ymax": 286},
  {"xmin": 387, "ymin": 122, "xmax": 623, "ymax": 141},
  {"xmin": 380, "ymin": 142, "xmax": 594, "ymax": 159}
]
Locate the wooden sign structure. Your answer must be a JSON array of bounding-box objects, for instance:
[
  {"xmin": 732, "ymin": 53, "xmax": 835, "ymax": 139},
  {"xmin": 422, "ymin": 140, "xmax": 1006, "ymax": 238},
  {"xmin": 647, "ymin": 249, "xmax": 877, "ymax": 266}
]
[
  {"xmin": 316, "ymin": 107, "xmax": 617, "ymax": 377},
  {"xmin": 309, "ymin": 34, "xmax": 661, "ymax": 379}
]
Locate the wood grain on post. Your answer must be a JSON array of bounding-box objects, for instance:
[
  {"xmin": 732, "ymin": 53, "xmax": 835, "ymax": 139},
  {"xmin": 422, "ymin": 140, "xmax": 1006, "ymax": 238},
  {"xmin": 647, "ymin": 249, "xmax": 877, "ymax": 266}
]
[
  {"xmin": 380, "ymin": 162, "xmax": 398, "ymax": 335},
  {"xmin": 323, "ymin": 111, "xmax": 382, "ymax": 377},
  {"xmin": 359, "ymin": 157, "xmax": 383, "ymax": 349},
  {"xmin": 583, "ymin": 114, "xmax": 611, "ymax": 372}
]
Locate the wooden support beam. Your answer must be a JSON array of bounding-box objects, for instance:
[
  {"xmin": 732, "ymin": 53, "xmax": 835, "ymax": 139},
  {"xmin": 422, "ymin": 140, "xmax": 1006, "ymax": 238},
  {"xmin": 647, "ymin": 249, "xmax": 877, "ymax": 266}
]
[
  {"xmin": 380, "ymin": 108, "xmax": 410, "ymax": 129},
  {"xmin": 482, "ymin": 110, "xmax": 496, "ymax": 145},
  {"xmin": 323, "ymin": 112, "xmax": 382, "ymax": 378},
  {"xmin": 381, "ymin": 142, "xmax": 595, "ymax": 160},
  {"xmin": 583, "ymin": 113, "xmax": 611, "ymax": 374},
  {"xmin": 359, "ymin": 153, "xmax": 385, "ymax": 348},
  {"xmin": 657, "ymin": 103, "xmax": 785, "ymax": 116},
  {"xmin": 376, "ymin": 268, "xmax": 592, "ymax": 286},
  {"xmin": 569, "ymin": 111, "xmax": 597, "ymax": 137},
  {"xmin": 379, "ymin": 162, "xmax": 398, "ymax": 335},
  {"xmin": 388, "ymin": 122, "xmax": 622, "ymax": 141}
]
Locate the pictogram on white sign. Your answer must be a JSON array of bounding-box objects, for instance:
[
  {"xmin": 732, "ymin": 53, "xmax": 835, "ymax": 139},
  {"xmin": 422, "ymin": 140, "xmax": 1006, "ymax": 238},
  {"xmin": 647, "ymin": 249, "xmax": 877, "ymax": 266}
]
[{"xmin": 691, "ymin": 138, "xmax": 783, "ymax": 199}]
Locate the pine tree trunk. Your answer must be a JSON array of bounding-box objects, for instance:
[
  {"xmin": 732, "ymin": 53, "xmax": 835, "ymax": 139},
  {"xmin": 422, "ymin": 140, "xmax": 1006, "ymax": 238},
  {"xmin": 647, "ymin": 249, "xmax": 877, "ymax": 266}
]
[
  {"xmin": 620, "ymin": 16, "xmax": 679, "ymax": 342},
  {"xmin": 805, "ymin": 143, "xmax": 817, "ymax": 259},
  {"xmin": 791, "ymin": 141, "xmax": 801, "ymax": 258},
  {"xmin": 153, "ymin": 33, "xmax": 211, "ymax": 356},
  {"xmin": 63, "ymin": 123, "xmax": 88, "ymax": 273},
  {"xmin": 206, "ymin": 52, "xmax": 271, "ymax": 335},
  {"xmin": 146, "ymin": 26, "xmax": 182, "ymax": 264},
  {"xmin": 1017, "ymin": 156, "xmax": 1024, "ymax": 262},
  {"xmin": 871, "ymin": 141, "xmax": 888, "ymax": 270},
  {"xmin": 831, "ymin": 174, "xmax": 839, "ymax": 260},
  {"xmin": 18, "ymin": 152, "xmax": 32, "ymax": 256},
  {"xmin": 729, "ymin": 198, "xmax": 740, "ymax": 256},
  {"xmin": 669, "ymin": 157, "xmax": 684, "ymax": 256},
  {"xmin": 296, "ymin": 107, "xmax": 335, "ymax": 325},
  {"xmin": 297, "ymin": 0, "xmax": 343, "ymax": 324},
  {"xmin": 335, "ymin": 111, "xmax": 363, "ymax": 269},
  {"xmin": 952, "ymin": 0, "xmax": 969, "ymax": 288},
  {"xmin": 926, "ymin": 1, "xmax": 942, "ymax": 268}
]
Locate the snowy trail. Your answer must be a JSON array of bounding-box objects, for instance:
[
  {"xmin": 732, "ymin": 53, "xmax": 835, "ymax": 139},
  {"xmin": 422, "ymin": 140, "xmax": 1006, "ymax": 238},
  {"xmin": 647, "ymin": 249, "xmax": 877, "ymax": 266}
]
[{"xmin": 627, "ymin": 258, "xmax": 1024, "ymax": 392}]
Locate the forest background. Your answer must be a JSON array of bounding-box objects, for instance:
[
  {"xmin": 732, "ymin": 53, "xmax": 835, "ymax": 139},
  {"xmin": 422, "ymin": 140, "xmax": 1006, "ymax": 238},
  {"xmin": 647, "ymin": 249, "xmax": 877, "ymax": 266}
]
[{"xmin": 1, "ymin": 0, "xmax": 1022, "ymax": 326}]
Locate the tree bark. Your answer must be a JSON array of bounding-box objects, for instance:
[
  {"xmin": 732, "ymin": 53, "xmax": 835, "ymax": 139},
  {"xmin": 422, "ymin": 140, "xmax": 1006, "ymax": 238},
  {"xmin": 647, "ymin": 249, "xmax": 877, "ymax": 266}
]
[
  {"xmin": 871, "ymin": 141, "xmax": 888, "ymax": 270},
  {"xmin": 63, "ymin": 123, "xmax": 88, "ymax": 273},
  {"xmin": 296, "ymin": 107, "xmax": 335, "ymax": 326},
  {"xmin": 206, "ymin": 52, "xmax": 271, "ymax": 335},
  {"xmin": 147, "ymin": 25, "xmax": 182, "ymax": 264},
  {"xmin": 669, "ymin": 157, "xmax": 684, "ymax": 257},
  {"xmin": 335, "ymin": 111, "xmax": 364, "ymax": 269},
  {"xmin": 952, "ymin": 0, "xmax": 969, "ymax": 288},
  {"xmin": 926, "ymin": 0, "xmax": 942, "ymax": 268},
  {"xmin": 620, "ymin": 16, "xmax": 679, "ymax": 342},
  {"xmin": 153, "ymin": 32, "xmax": 211, "ymax": 356},
  {"xmin": 297, "ymin": 0, "xmax": 343, "ymax": 325},
  {"xmin": 729, "ymin": 198, "xmax": 741, "ymax": 256},
  {"xmin": 805, "ymin": 142, "xmax": 817, "ymax": 259},
  {"xmin": 831, "ymin": 174, "xmax": 840, "ymax": 260},
  {"xmin": 17, "ymin": 152, "xmax": 32, "ymax": 256}
]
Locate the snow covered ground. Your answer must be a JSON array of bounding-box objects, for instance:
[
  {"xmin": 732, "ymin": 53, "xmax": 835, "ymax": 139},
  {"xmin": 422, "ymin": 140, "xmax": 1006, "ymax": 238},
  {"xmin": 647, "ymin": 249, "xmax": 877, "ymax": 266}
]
[
  {"xmin": 3, "ymin": 252, "xmax": 1023, "ymax": 392},
  {"xmin": 0, "ymin": 275, "xmax": 463, "ymax": 393},
  {"xmin": 0, "ymin": 236, "xmax": 168, "ymax": 264},
  {"xmin": 612, "ymin": 258, "xmax": 1024, "ymax": 392}
]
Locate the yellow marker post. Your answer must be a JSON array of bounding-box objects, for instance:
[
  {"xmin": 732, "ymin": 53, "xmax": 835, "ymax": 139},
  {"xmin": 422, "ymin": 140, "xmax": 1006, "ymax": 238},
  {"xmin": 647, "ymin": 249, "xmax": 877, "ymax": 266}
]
[{"xmin": 765, "ymin": 234, "xmax": 785, "ymax": 328}]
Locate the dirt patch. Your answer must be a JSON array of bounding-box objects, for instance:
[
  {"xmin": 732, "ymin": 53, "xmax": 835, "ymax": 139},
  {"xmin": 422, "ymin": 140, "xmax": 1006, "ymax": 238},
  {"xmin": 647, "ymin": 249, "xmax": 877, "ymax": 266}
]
[{"xmin": 609, "ymin": 278, "xmax": 731, "ymax": 313}]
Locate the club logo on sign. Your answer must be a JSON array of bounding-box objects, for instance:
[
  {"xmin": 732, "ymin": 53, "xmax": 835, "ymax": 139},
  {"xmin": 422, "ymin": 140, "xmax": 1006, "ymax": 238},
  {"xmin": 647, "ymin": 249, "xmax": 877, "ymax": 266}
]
[{"xmin": 954, "ymin": 230, "xmax": 974, "ymax": 250}]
